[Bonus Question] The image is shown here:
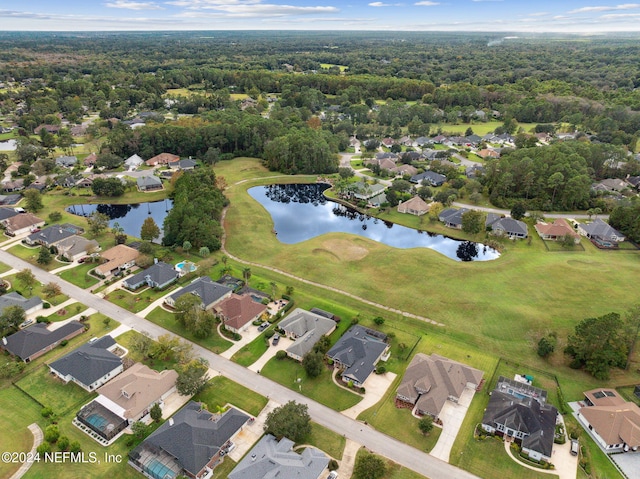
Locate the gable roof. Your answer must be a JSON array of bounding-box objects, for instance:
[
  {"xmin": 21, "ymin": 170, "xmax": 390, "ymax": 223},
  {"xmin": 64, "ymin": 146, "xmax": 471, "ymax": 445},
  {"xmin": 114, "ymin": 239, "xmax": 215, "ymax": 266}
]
[
  {"xmin": 146, "ymin": 153, "xmax": 179, "ymax": 166},
  {"xmin": 125, "ymin": 261, "xmax": 178, "ymax": 288},
  {"xmin": 483, "ymin": 390, "xmax": 557, "ymax": 458},
  {"xmin": 534, "ymin": 218, "xmax": 579, "ymax": 239},
  {"xmin": 49, "ymin": 335, "xmax": 122, "ymax": 387},
  {"xmin": 397, "ymin": 196, "xmax": 431, "ymax": 215},
  {"xmin": 2, "ymin": 321, "xmax": 84, "ymax": 361},
  {"xmin": 97, "ymin": 363, "xmax": 178, "ymax": 420},
  {"xmin": 136, "ymin": 175, "xmax": 162, "ymax": 188},
  {"xmin": 439, "ymin": 208, "xmax": 468, "ymax": 226},
  {"xmin": 579, "ymin": 218, "xmax": 625, "ymax": 241},
  {"xmin": 26, "ymin": 225, "xmax": 77, "ymax": 246},
  {"xmin": 397, "ymin": 353, "xmax": 483, "ymax": 417},
  {"xmin": 410, "ymin": 171, "xmax": 446, "ymax": 185},
  {"xmin": 280, "ymin": 308, "xmax": 336, "ymax": 359},
  {"xmin": 55, "ymin": 235, "xmax": 100, "ymax": 258},
  {"xmin": 3, "ymin": 213, "xmax": 44, "ymax": 233},
  {"xmin": 96, "ymin": 244, "xmax": 140, "ymax": 276},
  {"xmin": 327, "ymin": 325, "xmax": 388, "ymax": 385},
  {"xmin": 229, "ymin": 434, "xmax": 329, "ymax": 479},
  {"xmin": 214, "ymin": 293, "xmax": 267, "ymax": 330},
  {"xmin": 0, "ymin": 207, "xmax": 19, "ymax": 222},
  {"xmin": 486, "ymin": 214, "xmax": 528, "ymax": 237},
  {"xmin": 0, "ymin": 292, "xmax": 43, "ymax": 315},
  {"xmin": 124, "ymin": 154, "xmax": 144, "ymax": 167},
  {"xmin": 133, "ymin": 401, "xmax": 249, "ymax": 477},
  {"xmin": 168, "ymin": 276, "xmax": 232, "ymax": 308}
]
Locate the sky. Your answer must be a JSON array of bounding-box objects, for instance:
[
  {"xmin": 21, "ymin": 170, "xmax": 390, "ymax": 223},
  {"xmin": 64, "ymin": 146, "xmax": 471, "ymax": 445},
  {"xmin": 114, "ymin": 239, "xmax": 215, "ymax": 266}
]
[{"xmin": 2, "ymin": 1, "xmax": 640, "ymax": 32}]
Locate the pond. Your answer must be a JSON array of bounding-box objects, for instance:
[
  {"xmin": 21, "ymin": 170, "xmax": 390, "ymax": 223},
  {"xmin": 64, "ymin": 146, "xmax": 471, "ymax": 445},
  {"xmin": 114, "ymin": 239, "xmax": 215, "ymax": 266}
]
[
  {"xmin": 248, "ymin": 184, "xmax": 500, "ymax": 262},
  {"xmin": 0, "ymin": 139, "xmax": 16, "ymax": 151},
  {"xmin": 66, "ymin": 199, "xmax": 173, "ymax": 241}
]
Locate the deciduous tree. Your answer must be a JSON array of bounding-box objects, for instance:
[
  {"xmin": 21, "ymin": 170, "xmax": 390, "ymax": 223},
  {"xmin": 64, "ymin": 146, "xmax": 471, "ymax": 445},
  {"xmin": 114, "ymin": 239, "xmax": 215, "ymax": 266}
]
[
  {"xmin": 176, "ymin": 359, "xmax": 209, "ymax": 396},
  {"xmin": 264, "ymin": 401, "xmax": 311, "ymax": 443}
]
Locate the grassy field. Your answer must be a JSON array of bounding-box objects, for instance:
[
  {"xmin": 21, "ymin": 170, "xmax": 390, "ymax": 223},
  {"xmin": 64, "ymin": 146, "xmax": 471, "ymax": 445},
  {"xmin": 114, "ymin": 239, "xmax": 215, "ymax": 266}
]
[
  {"xmin": 353, "ymin": 448, "xmax": 430, "ymax": 479},
  {"xmin": 145, "ymin": 306, "xmax": 233, "ymax": 354},
  {"xmin": 261, "ymin": 356, "xmax": 362, "ymax": 411},
  {"xmin": 7, "ymin": 244, "xmax": 65, "ymax": 272},
  {"xmin": 4, "ymin": 269, "xmax": 69, "ymax": 305},
  {"xmin": 44, "ymin": 302, "xmax": 88, "ymax": 321},
  {"xmin": 320, "ymin": 63, "xmax": 348, "ymax": 71},
  {"xmin": 305, "ymin": 422, "xmax": 346, "ymax": 460},
  {"xmin": 105, "ymin": 285, "xmax": 178, "ymax": 313},
  {"xmin": 193, "ymin": 375, "xmax": 268, "ymax": 417},
  {"xmin": 57, "ymin": 262, "xmax": 101, "ymax": 288},
  {"xmin": 435, "ymin": 121, "xmax": 538, "ymax": 136},
  {"xmin": 0, "ymin": 261, "xmax": 11, "ymax": 274},
  {"xmin": 230, "ymin": 332, "xmax": 271, "ymax": 366}
]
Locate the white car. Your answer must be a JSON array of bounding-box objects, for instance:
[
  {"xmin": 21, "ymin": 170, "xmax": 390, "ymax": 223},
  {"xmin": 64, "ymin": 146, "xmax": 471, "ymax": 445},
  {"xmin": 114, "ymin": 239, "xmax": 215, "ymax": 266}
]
[{"xmin": 327, "ymin": 471, "xmax": 338, "ymax": 479}]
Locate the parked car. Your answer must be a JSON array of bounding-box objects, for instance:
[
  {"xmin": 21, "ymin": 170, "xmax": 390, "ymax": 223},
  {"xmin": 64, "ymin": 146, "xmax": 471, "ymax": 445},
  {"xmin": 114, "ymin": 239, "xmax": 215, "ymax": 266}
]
[
  {"xmin": 272, "ymin": 334, "xmax": 280, "ymax": 346},
  {"xmin": 327, "ymin": 471, "xmax": 338, "ymax": 479},
  {"xmin": 570, "ymin": 439, "xmax": 579, "ymax": 456},
  {"xmin": 258, "ymin": 322, "xmax": 269, "ymax": 332}
]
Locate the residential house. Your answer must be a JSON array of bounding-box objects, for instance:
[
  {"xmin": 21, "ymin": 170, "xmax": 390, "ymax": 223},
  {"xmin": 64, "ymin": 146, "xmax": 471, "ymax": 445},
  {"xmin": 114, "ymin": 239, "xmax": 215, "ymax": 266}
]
[
  {"xmin": 124, "ymin": 154, "xmax": 144, "ymax": 170},
  {"xmin": 367, "ymin": 192, "xmax": 388, "ymax": 208},
  {"xmin": 95, "ymin": 244, "xmax": 140, "ymax": 278},
  {"xmin": 165, "ymin": 276, "xmax": 233, "ymax": 310},
  {"xmin": 25, "ymin": 224, "xmax": 80, "ymax": 247},
  {"xmin": 399, "ymin": 135, "xmax": 413, "ymax": 146},
  {"xmin": 577, "ymin": 389, "xmax": 640, "ymax": 453},
  {"xmin": 465, "ymin": 165, "xmax": 485, "ymax": 179},
  {"xmin": 486, "ymin": 213, "xmax": 528, "ymax": 239},
  {"xmin": 214, "ymin": 293, "xmax": 268, "ymax": 334},
  {"xmin": 228, "ymin": 434, "xmax": 329, "ymax": 479},
  {"xmin": 439, "ymin": 208, "xmax": 469, "ymax": 229},
  {"xmin": 350, "ymin": 182, "xmax": 387, "ymax": 201},
  {"xmin": 626, "ymin": 175, "xmax": 640, "ymax": 190},
  {"xmin": 168, "ymin": 158, "xmax": 197, "ymax": 171},
  {"xmin": 534, "ymin": 219, "xmax": 580, "ymax": 243},
  {"xmin": 49, "ymin": 335, "xmax": 124, "ymax": 391},
  {"xmin": 326, "ymin": 325, "xmax": 389, "ymax": 388},
  {"xmin": 145, "ymin": 153, "xmax": 179, "ymax": 167},
  {"xmin": 77, "ymin": 363, "xmax": 178, "ymax": 443},
  {"xmin": 84, "ymin": 153, "xmax": 98, "ymax": 167},
  {"xmin": 2, "ymin": 213, "xmax": 44, "ymax": 236},
  {"xmin": 476, "ymin": 148, "xmax": 500, "ymax": 159},
  {"xmin": 0, "ymin": 292, "xmax": 43, "ymax": 316},
  {"xmin": 364, "ymin": 158, "xmax": 396, "ymax": 172},
  {"xmin": 396, "ymin": 353, "xmax": 483, "ymax": 420},
  {"xmin": 0, "ymin": 207, "xmax": 19, "ymax": 222},
  {"xmin": 122, "ymin": 261, "xmax": 179, "ymax": 291},
  {"xmin": 410, "ymin": 171, "xmax": 446, "ymax": 187},
  {"xmin": 240, "ymin": 97, "xmax": 258, "ymax": 110},
  {"xmin": 591, "ymin": 178, "xmax": 628, "ymax": 193},
  {"xmin": 34, "ymin": 124, "xmax": 61, "ymax": 135},
  {"xmin": 279, "ymin": 308, "xmax": 336, "ymax": 361},
  {"xmin": 55, "ymin": 155, "xmax": 78, "ymax": 168},
  {"xmin": 0, "ymin": 194, "xmax": 22, "ymax": 206},
  {"xmin": 466, "ymin": 134, "xmax": 482, "ymax": 146},
  {"xmin": 137, "ymin": 175, "xmax": 163, "ymax": 192},
  {"xmin": 1, "ymin": 320, "xmax": 84, "ymax": 363},
  {"xmin": 2, "ymin": 179, "xmax": 24, "ymax": 192},
  {"xmin": 76, "ymin": 176, "xmax": 97, "ymax": 188},
  {"xmin": 381, "ymin": 137, "xmax": 395, "ymax": 148},
  {"xmin": 577, "ymin": 218, "xmax": 625, "ymax": 248},
  {"xmin": 397, "ymin": 196, "xmax": 431, "ymax": 216},
  {"xmin": 55, "ymin": 174, "xmax": 78, "ymax": 188},
  {"xmin": 482, "ymin": 386, "xmax": 557, "ymax": 462},
  {"xmin": 129, "ymin": 401, "xmax": 250, "ymax": 479},
  {"xmin": 390, "ymin": 164, "xmax": 418, "ymax": 177},
  {"xmin": 55, "ymin": 235, "xmax": 100, "ymax": 261}
]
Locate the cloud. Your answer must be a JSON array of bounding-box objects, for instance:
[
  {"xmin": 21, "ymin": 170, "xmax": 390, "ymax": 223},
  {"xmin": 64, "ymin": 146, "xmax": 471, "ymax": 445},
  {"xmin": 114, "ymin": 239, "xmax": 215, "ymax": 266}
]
[
  {"xmin": 414, "ymin": 1, "xmax": 439, "ymax": 5},
  {"xmin": 568, "ymin": 3, "xmax": 640, "ymax": 14},
  {"xmin": 471, "ymin": 0, "xmax": 504, "ymax": 2},
  {"xmin": 601, "ymin": 12, "xmax": 640, "ymax": 18},
  {"xmin": 528, "ymin": 12, "xmax": 549, "ymax": 17},
  {"xmin": 105, "ymin": 0, "xmax": 164, "ymax": 10},
  {"xmin": 369, "ymin": 2, "xmax": 390, "ymax": 5},
  {"xmin": 176, "ymin": 4, "xmax": 338, "ymax": 17}
]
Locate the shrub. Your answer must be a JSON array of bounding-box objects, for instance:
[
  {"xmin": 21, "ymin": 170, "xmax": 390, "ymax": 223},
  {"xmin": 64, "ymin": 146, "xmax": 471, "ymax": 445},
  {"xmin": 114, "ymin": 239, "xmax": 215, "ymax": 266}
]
[
  {"xmin": 36, "ymin": 315, "xmax": 50, "ymax": 323},
  {"xmin": 57, "ymin": 436, "xmax": 69, "ymax": 451},
  {"xmin": 41, "ymin": 407, "xmax": 54, "ymax": 418},
  {"xmin": 44, "ymin": 424, "xmax": 60, "ymax": 443},
  {"xmin": 265, "ymin": 330, "xmax": 275, "ymax": 339},
  {"xmin": 69, "ymin": 441, "xmax": 81, "ymax": 453},
  {"xmin": 328, "ymin": 459, "xmax": 339, "ymax": 471},
  {"xmin": 37, "ymin": 443, "xmax": 51, "ymax": 455},
  {"xmin": 43, "ymin": 302, "xmax": 51, "ymax": 309},
  {"xmin": 60, "ymin": 340, "xmax": 68, "ymax": 347},
  {"xmin": 276, "ymin": 350, "xmax": 287, "ymax": 360},
  {"xmin": 376, "ymin": 365, "xmax": 387, "ymax": 374}
]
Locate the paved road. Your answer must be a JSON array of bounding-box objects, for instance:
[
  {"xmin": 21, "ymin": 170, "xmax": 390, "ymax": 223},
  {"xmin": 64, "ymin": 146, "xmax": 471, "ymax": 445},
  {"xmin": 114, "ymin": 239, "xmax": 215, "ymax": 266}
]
[{"xmin": 0, "ymin": 250, "xmax": 479, "ymax": 479}]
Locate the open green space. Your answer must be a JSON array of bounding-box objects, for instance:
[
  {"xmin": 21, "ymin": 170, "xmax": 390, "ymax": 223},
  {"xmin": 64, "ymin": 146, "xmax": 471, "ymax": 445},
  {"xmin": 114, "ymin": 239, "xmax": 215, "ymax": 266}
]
[
  {"xmin": 320, "ymin": 63, "xmax": 348, "ymax": 71},
  {"xmin": 193, "ymin": 375, "xmax": 268, "ymax": 417},
  {"xmin": 15, "ymin": 365, "xmax": 95, "ymax": 415},
  {"xmin": 45, "ymin": 302, "xmax": 88, "ymax": 321},
  {"xmin": 7, "ymin": 244, "xmax": 64, "ymax": 272},
  {"xmin": 0, "ymin": 261, "xmax": 11, "ymax": 274},
  {"xmin": 230, "ymin": 332, "xmax": 270, "ymax": 366},
  {"xmin": 145, "ymin": 306, "xmax": 233, "ymax": 354},
  {"xmin": 353, "ymin": 447, "xmax": 433, "ymax": 479},
  {"xmin": 0, "ymin": 387, "xmax": 46, "ymax": 479},
  {"xmin": 105, "ymin": 284, "xmax": 178, "ymax": 313},
  {"xmin": 435, "ymin": 121, "xmax": 538, "ymax": 136},
  {"xmin": 211, "ymin": 457, "xmax": 238, "ymax": 478},
  {"xmin": 261, "ymin": 356, "xmax": 362, "ymax": 411},
  {"xmin": 57, "ymin": 262, "xmax": 102, "ymax": 288},
  {"xmin": 304, "ymin": 422, "xmax": 346, "ymax": 460},
  {"xmin": 4, "ymin": 270, "xmax": 69, "ymax": 305}
]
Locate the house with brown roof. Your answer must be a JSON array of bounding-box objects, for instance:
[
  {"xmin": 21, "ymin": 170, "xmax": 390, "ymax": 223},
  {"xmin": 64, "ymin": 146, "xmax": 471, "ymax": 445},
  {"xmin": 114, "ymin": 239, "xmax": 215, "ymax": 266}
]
[
  {"xmin": 55, "ymin": 235, "xmax": 100, "ymax": 261},
  {"xmin": 577, "ymin": 389, "xmax": 640, "ymax": 453},
  {"xmin": 397, "ymin": 196, "xmax": 431, "ymax": 216},
  {"xmin": 2, "ymin": 213, "xmax": 45, "ymax": 236},
  {"xmin": 145, "ymin": 152, "xmax": 179, "ymax": 167},
  {"xmin": 476, "ymin": 148, "xmax": 500, "ymax": 159},
  {"xmin": 534, "ymin": 218, "xmax": 580, "ymax": 243},
  {"xmin": 214, "ymin": 293, "xmax": 267, "ymax": 334},
  {"xmin": 84, "ymin": 153, "xmax": 98, "ymax": 167},
  {"xmin": 390, "ymin": 164, "xmax": 418, "ymax": 177},
  {"xmin": 95, "ymin": 244, "xmax": 140, "ymax": 278},
  {"xmin": 396, "ymin": 353, "xmax": 483, "ymax": 420}
]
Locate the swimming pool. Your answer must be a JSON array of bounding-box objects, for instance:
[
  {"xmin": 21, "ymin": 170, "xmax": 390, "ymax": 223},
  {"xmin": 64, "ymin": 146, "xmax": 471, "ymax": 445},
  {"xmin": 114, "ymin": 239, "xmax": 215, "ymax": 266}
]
[{"xmin": 175, "ymin": 261, "xmax": 197, "ymax": 274}]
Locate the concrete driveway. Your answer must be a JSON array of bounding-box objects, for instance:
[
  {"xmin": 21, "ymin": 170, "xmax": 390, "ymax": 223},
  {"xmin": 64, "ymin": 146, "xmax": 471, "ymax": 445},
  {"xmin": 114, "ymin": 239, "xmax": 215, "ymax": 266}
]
[
  {"xmin": 247, "ymin": 334, "xmax": 293, "ymax": 372},
  {"xmin": 340, "ymin": 371, "xmax": 397, "ymax": 419},
  {"xmin": 430, "ymin": 388, "xmax": 475, "ymax": 462},
  {"xmin": 220, "ymin": 322, "xmax": 267, "ymax": 359},
  {"xmin": 228, "ymin": 399, "xmax": 279, "ymax": 462}
]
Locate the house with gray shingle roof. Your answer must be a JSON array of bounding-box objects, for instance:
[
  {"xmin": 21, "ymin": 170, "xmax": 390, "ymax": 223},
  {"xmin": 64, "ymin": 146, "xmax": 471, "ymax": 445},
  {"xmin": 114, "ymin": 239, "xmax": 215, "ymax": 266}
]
[
  {"xmin": 25, "ymin": 224, "xmax": 80, "ymax": 247},
  {"xmin": 327, "ymin": 325, "xmax": 389, "ymax": 388},
  {"xmin": 228, "ymin": 434, "xmax": 329, "ymax": 479},
  {"xmin": 410, "ymin": 171, "xmax": 446, "ymax": 186},
  {"xmin": 137, "ymin": 175, "xmax": 163, "ymax": 192},
  {"xmin": 55, "ymin": 235, "xmax": 100, "ymax": 261},
  {"xmin": 164, "ymin": 276, "xmax": 232, "ymax": 310},
  {"xmin": 486, "ymin": 213, "xmax": 528, "ymax": 239},
  {"xmin": 0, "ymin": 207, "xmax": 19, "ymax": 222},
  {"xmin": 49, "ymin": 335, "xmax": 123, "ymax": 391},
  {"xmin": 124, "ymin": 154, "xmax": 144, "ymax": 170},
  {"xmin": 0, "ymin": 292, "xmax": 43, "ymax": 316},
  {"xmin": 350, "ymin": 182, "xmax": 387, "ymax": 201},
  {"xmin": 280, "ymin": 308, "xmax": 336, "ymax": 361},
  {"xmin": 396, "ymin": 353, "xmax": 483, "ymax": 420},
  {"xmin": 55, "ymin": 155, "xmax": 78, "ymax": 168},
  {"xmin": 129, "ymin": 401, "xmax": 250, "ymax": 479},
  {"xmin": 577, "ymin": 218, "xmax": 625, "ymax": 248},
  {"xmin": 2, "ymin": 320, "xmax": 84, "ymax": 362},
  {"xmin": 439, "ymin": 208, "xmax": 469, "ymax": 229},
  {"xmin": 123, "ymin": 261, "xmax": 179, "ymax": 291}
]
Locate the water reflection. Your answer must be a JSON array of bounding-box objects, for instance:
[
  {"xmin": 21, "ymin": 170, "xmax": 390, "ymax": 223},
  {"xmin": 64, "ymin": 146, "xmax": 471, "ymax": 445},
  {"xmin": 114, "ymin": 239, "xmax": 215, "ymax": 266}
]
[{"xmin": 249, "ymin": 184, "xmax": 500, "ymax": 262}]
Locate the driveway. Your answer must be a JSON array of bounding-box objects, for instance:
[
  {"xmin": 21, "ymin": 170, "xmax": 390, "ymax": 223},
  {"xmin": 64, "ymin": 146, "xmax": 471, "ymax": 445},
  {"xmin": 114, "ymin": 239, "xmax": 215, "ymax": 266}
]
[
  {"xmin": 430, "ymin": 388, "xmax": 475, "ymax": 462},
  {"xmin": 247, "ymin": 334, "xmax": 293, "ymax": 372},
  {"xmin": 0, "ymin": 250, "xmax": 480, "ymax": 479},
  {"xmin": 340, "ymin": 371, "xmax": 397, "ymax": 420},
  {"xmin": 219, "ymin": 322, "xmax": 266, "ymax": 359},
  {"xmin": 228, "ymin": 399, "xmax": 279, "ymax": 463}
]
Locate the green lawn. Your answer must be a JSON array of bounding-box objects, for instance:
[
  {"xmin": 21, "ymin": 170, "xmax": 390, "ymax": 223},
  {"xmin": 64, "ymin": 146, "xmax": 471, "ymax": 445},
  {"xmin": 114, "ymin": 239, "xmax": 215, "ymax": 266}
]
[
  {"xmin": 0, "ymin": 387, "xmax": 46, "ymax": 479},
  {"xmin": 57, "ymin": 262, "xmax": 101, "ymax": 288},
  {"xmin": 0, "ymin": 261, "xmax": 11, "ymax": 274},
  {"xmin": 145, "ymin": 307, "xmax": 233, "ymax": 354},
  {"xmin": 261, "ymin": 356, "xmax": 362, "ymax": 411},
  {"xmin": 15, "ymin": 365, "xmax": 95, "ymax": 416},
  {"xmin": 116, "ymin": 330, "xmax": 180, "ymax": 372},
  {"xmin": 7, "ymin": 244, "xmax": 63, "ymax": 272},
  {"xmin": 105, "ymin": 285, "xmax": 178, "ymax": 313},
  {"xmin": 435, "ymin": 121, "xmax": 538, "ymax": 136},
  {"xmin": 304, "ymin": 422, "xmax": 346, "ymax": 460},
  {"xmin": 44, "ymin": 302, "xmax": 88, "ymax": 321},
  {"xmin": 193, "ymin": 375, "xmax": 268, "ymax": 417},
  {"xmin": 230, "ymin": 332, "xmax": 271, "ymax": 366},
  {"xmin": 353, "ymin": 448, "xmax": 429, "ymax": 479}
]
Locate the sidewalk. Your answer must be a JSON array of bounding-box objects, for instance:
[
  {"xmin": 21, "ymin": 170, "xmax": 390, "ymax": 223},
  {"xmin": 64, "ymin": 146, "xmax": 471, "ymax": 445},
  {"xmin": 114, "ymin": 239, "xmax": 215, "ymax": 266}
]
[{"xmin": 9, "ymin": 423, "xmax": 42, "ymax": 479}]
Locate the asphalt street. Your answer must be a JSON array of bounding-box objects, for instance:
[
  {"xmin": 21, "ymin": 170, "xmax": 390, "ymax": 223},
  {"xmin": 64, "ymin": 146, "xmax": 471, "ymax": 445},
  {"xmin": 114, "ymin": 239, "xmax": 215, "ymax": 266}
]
[{"xmin": 0, "ymin": 249, "xmax": 480, "ymax": 479}]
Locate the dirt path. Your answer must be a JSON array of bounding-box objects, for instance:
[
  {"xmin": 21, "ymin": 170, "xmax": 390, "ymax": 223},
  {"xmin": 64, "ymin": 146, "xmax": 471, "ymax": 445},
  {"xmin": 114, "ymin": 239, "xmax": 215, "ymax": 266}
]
[{"xmin": 221, "ymin": 176, "xmax": 444, "ymax": 327}]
